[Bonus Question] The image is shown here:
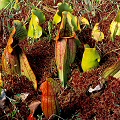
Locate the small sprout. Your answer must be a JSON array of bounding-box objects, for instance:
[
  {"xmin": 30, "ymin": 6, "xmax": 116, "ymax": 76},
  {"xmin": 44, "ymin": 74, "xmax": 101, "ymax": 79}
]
[{"xmin": 48, "ymin": 21, "xmax": 53, "ymax": 42}]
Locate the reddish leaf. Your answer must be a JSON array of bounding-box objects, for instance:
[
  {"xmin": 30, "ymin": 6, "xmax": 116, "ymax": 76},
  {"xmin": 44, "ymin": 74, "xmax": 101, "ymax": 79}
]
[
  {"xmin": 40, "ymin": 78, "xmax": 59, "ymax": 119},
  {"xmin": 55, "ymin": 38, "xmax": 68, "ymax": 87},
  {"xmin": 55, "ymin": 12, "xmax": 79, "ymax": 87}
]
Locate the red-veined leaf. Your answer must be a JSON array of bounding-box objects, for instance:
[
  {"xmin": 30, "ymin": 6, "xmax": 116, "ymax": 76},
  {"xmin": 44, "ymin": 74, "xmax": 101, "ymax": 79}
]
[{"xmin": 40, "ymin": 78, "xmax": 59, "ymax": 119}]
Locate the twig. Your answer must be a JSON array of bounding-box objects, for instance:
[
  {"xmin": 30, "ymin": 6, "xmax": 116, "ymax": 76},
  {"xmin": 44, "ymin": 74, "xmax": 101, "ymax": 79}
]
[
  {"xmin": 102, "ymin": 48, "xmax": 120, "ymax": 58},
  {"xmin": 48, "ymin": 114, "xmax": 65, "ymax": 120}
]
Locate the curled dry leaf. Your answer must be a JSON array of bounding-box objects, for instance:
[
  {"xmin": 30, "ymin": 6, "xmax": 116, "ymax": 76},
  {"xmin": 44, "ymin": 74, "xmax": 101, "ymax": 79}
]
[
  {"xmin": 2, "ymin": 27, "xmax": 20, "ymax": 74},
  {"xmin": 28, "ymin": 100, "xmax": 41, "ymax": 114},
  {"xmin": 92, "ymin": 23, "xmax": 104, "ymax": 42}
]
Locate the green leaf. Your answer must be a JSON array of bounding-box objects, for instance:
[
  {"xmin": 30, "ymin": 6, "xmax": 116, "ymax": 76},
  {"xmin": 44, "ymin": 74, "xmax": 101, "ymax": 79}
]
[
  {"xmin": 53, "ymin": 2, "xmax": 73, "ymax": 24},
  {"xmin": 32, "ymin": 9, "xmax": 46, "ymax": 24},
  {"xmin": 28, "ymin": 13, "xmax": 42, "ymax": 39},
  {"xmin": 0, "ymin": 0, "xmax": 11, "ymax": 10},
  {"xmin": 79, "ymin": 16, "xmax": 90, "ymax": 26},
  {"xmin": 71, "ymin": 15, "xmax": 79, "ymax": 31},
  {"xmin": 53, "ymin": 12, "xmax": 61, "ymax": 25},
  {"xmin": 28, "ymin": 9, "xmax": 45, "ymax": 39},
  {"xmin": 13, "ymin": 20, "xmax": 27, "ymax": 41},
  {"xmin": 115, "ymin": 10, "xmax": 120, "ymax": 22},
  {"xmin": 57, "ymin": 2, "xmax": 73, "ymax": 16},
  {"xmin": 81, "ymin": 45, "xmax": 101, "ymax": 72}
]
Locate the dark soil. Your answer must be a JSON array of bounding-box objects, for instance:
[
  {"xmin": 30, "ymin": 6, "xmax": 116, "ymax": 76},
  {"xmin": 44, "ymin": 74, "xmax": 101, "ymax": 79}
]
[{"xmin": 0, "ymin": 0, "xmax": 120, "ymax": 120}]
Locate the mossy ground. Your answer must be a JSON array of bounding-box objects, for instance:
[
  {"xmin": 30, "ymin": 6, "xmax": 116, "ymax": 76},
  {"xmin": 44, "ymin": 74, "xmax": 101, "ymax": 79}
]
[{"xmin": 0, "ymin": 0, "xmax": 120, "ymax": 120}]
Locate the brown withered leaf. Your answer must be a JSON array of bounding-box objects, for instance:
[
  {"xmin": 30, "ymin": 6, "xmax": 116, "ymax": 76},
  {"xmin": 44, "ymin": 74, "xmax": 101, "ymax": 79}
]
[
  {"xmin": 28, "ymin": 100, "xmax": 41, "ymax": 114},
  {"xmin": 2, "ymin": 27, "xmax": 20, "ymax": 74}
]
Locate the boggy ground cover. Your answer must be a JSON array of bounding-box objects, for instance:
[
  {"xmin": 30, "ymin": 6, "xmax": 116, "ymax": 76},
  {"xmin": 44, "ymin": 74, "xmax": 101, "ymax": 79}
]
[{"xmin": 0, "ymin": 0, "xmax": 120, "ymax": 120}]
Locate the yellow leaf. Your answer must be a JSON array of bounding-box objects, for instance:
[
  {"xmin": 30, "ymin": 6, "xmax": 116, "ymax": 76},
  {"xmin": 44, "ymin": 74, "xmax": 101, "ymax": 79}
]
[
  {"xmin": 7, "ymin": 27, "xmax": 16, "ymax": 53},
  {"xmin": 28, "ymin": 13, "xmax": 42, "ymax": 39},
  {"xmin": 0, "ymin": 73, "xmax": 3, "ymax": 87},
  {"xmin": 20, "ymin": 52, "xmax": 37, "ymax": 90},
  {"xmin": 110, "ymin": 20, "xmax": 120, "ymax": 41},
  {"xmin": 79, "ymin": 16, "xmax": 90, "ymax": 25},
  {"xmin": 81, "ymin": 45, "xmax": 101, "ymax": 72},
  {"xmin": 53, "ymin": 11, "xmax": 61, "ymax": 25},
  {"xmin": 92, "ymin": 23, "xmax": 104, "ymax": 42}
]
